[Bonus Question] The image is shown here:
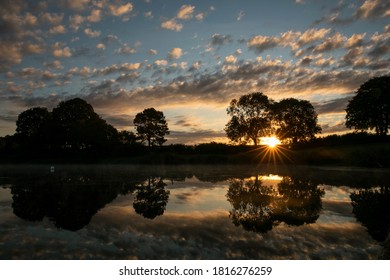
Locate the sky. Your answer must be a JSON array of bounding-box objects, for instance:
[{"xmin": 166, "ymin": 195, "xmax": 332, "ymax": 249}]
[{"xmin": 0, "ymin": 0, "xmax": 389, "ymax": 144}]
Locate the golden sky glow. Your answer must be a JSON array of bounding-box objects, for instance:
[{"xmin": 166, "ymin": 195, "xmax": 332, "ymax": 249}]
[{"xmin": 0, "ymin": 0, "xmax": 389, "ymax": 143}]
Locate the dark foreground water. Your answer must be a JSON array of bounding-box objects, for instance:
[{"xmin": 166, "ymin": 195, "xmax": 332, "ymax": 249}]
[{"xmin": 1, "ymin": 164, "xmax": 389, "ymax": 260}]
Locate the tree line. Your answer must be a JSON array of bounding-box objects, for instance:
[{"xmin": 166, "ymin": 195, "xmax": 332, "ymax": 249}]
[
  {"xmin": 0, "ymin": 98, "xmax": 170, "ymax": 160},
  {"xmin": 0, "ymin": 75, "xmax": 388, "ymax": 161}
]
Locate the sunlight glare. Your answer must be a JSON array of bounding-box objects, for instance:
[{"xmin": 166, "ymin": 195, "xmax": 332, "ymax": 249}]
[{"xmin": 261, "ymin": 136, "xmax": 281, "ymax": 148}]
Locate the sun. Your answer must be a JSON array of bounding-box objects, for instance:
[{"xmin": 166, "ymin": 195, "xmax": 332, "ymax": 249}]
[{"xmin": 261, "ymin": 136, "xmax": 281, "ymax": 148}]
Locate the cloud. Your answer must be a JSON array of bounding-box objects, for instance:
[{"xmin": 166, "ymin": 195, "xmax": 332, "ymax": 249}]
[
  {"xmin": 116, "ymin": 46, "xmax": 137, "ymax": 55},
  {"xmin": 314, "ymin": 96, "xmax": 353, "ymax": 115},
  {"xmin": 48, "ymin": 25, "xmax": 67, "ymax": 35},
  {"xmin": 211, "ymin": 33, "xmax": 233, "ymax": 46},
  {"xmin": 321, "ymin": 121, "xmax": 349, "ymax": 134},
  {"xmin": 172, "ymin": 115, "xmax": 200, "ymax": 128},
  {"xmin": 0, "ymin": 42, "xmax": 22, "ymax": 69},
  {"xmin": 148, "ymin": 49, "xmax": 158, "ymax": 55},
  {"xmin": 224, "ymin": 55, "xmax": 237, "ymax": 64},
  {"xmin": 45, "ymin": 60, "xmax": 63, "ymax": 69},
  {"xmin": 22, "ymin": 43, "xmax": 45, "ymax": 55},
  {"xmin": 84, "ymin": 28, "xmax": 101, "ymax": 38},
  {"xmin": 312, "ymin": 32, "xmax": 346, "ymax": 54},
  {"xmin": 354, "ymin": 0, "xmax": 390, "ymax": 20},
  {"xmin": 155, "ymin": 60, "xmax": 168, "ymax": 66},
  {"xmin": 296, "ymin": 28, "xmax": 331, "ymax": 47},
  {"xmin": 177, "ymin": 5, "xmax": 195, "ymax": 20},
  {"xmin": 367, "ymin": 32, "xmax": 390, "ymax": 59},
  {"xmin": 247, "ymin": 35, "xmax": 279, "ymax": 53},
  {"xmin": 108, "ymin": 2, "xmax": 133, "ymax": 16},
  {"xmin": 69, "ymin": 14, "xmax": 85, "ymax": 31},
  {"xmin": 195, "ymin": 13, "xmax": 205, "ymax": 21},
  {"xmin": 96, "ymin": 63, "xmax": 142, "ymax": 76},
  {"xmin": 161, "ymin": 18, "xmax": 183, "ymax": 32},
  {"xmin": 101, "ymin": 114, "xmax": 134, "ymax": 129},
  {"xmin": 96, "ymin": 43, "xmax": 105, "ymax": 50},
  {"xmin": 87, "ymin": 9, "xmax": 102, "ymax": 22},
  {"xmin": 61, "ymin": 0, "xmax": 90, "ymax": 11},
  {"xmin": 346, "ymin": 33, "xmax": 367, "ymax": 48},
  {"xmin": 52, "ymin": 43, "xmax": 72, "ymax": 58},
  {"xmin": 168, "ymin": 129, "xmax": 226, "ymax": 144},
  {"xmin": 40, "ymin": 12, "xmax": 64, "ymax": 25},
  {"xmin": 168, "ymin": 48, "xmax": 183, "ymax": 59}
]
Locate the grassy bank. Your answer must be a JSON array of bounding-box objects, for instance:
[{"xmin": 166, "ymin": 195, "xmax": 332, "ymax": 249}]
[{"xmin": 1, "ymin": 139, "xmax": 389, "ymax": 168}]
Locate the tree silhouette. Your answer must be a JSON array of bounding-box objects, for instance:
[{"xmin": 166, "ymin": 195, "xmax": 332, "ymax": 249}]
[
  {"xmin": 15, "ymin": 107, "xmax": 51, "ymax": 151},
  {"xmin": 133, "ymin": 178, "xmax": 170, "ymax": 219},
  {"xmin": 350, "ymin": 185, "xmax": 390, "ymax": 242},
  {"xmin": 272, "ymin": 98, "xmax": 321, "ymax": 143},
  {"xmin": 346, "ymin": 76, "xmax": 390, "ymax": 136},
  {"xmin": 276, "ymin": 176, "xmax": 324, "ymax": 225},
  {"xmin": 226, "ymin": 176, "xmax": 278, "ymax": 233},
  {"xmin": 52, "ymin": 98, "xmax": 118, "ymax": 152},
  {"xmin": 226, "ymin": 175, "xmax": 324, "ymax": 233},
  {"xmin": 225, "ymin": 92, "xmax": 272, "ymax": 146},
  {"xmin": 10, "ymin": 172, "xmax": 127, "ymax": 231},
  {"xmin": 133, "ymin": 108, "xmax": 169, "ymax": 147}
]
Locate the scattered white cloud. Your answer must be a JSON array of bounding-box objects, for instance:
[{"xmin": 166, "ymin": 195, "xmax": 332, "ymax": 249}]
[
  {"xmin": 52, "ymin": 43, "xmax": 72, "ymax": 58},
  {"xmin": 355, "ymin": 0, "xmax": 390, "ymax": 19},
  {"xmin": 155, "ymin": 60, "xmax": 168, "ymax": 66},
  {"xmin": 224, "ymin": 55, "xmax": 237, "ymax": 64},
  {"xmin": 168, "ymin": 48, "xmax": 183, "ymax": 59},
  {"xmin": 62, "ymin": 0, "xmax": 90, "ymax": 11},
  {"xmin": 96, "ymin": 43, "xmax": 106, "ymax": 50},
  {"xmin": 69, "ymin": 14, "xmax": 85, "ymax": 31},
  {"xmin": 87, "ymin": 9, "xmax": 102, "ymax": 22},
  {"xmin": 177, "ymin": 5, "xmax": 195, "ymax": 20},
  {"xmin": 40, "ymin": 12, "xmax": 64, "ymax": 25},
  {"xmin": 48, "ymin": 25, "xmax": 67, "ymax": 35},
  {"xmin": 247, "ymin": 35, "xmax": 279, "ymax": 53},
  {"xmin": 84, "ymin": 28, "xmax": 101, "ymax": 38},
  {"xmin": 195, "ymin": 13, "xmax": 205, "ymax": 21},
  {"xmin": 161, "ymin": 18, "xmax": 183, "ymax": 32},
  {"xmin": 108, "ymin": 2, "xmax": 133, "ymax": 16}
]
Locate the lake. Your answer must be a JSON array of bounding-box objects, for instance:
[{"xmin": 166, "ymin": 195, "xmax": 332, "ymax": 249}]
[{"xmin": 0, "ymin": 164, "xmax": 389, "ymax": 260}]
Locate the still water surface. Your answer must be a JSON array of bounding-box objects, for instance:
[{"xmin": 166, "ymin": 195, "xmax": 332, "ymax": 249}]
[{"xmin": 0, "ymin": 164, "xmax": 389, "ymax": 259}]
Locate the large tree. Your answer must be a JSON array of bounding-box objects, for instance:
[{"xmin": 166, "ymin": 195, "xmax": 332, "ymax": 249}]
[
  {"xmin": 272, "ymin": 98, "xmax": 321, "ymax": 143},
  {"xmin": 52, "ymin": 98, "xmax": 118, "ymax": 151},
  {"xmin": 225, "ymin": 92, "xmax": 272, "ymax": 146},
  {"xmin": 346, "ymin": 76, "xmax": 390, "ymax": 136},
  {"xmin": 15, "ymin": 107, "xmax": 51, "ymax": 150},
  {"xmin": 133, "ymin": 108, "xmax": 169, "ymax": 147}
]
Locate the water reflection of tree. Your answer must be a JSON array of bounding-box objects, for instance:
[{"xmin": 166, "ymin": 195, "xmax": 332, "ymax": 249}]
[
  {"xmin": 226, "ymin": 175, "xmax": 324, "ymax": 233},
  {"xmin": 227, "ymin": 176, "xmax": 277, "ymax": 233},
  {"xmin": 277, "ymin": 177, "xmax": 324, "ymax": 226},
  {"xmin": 350, "ymin": 185, "xmax": 390, "ymax": 242},
  {"xmin": 133, "ymin": 178, "xmax": 170, "ymax": 219},
  {"xmin": 11, "ymin": 173, "xmax": 136, "ymax": 231}
]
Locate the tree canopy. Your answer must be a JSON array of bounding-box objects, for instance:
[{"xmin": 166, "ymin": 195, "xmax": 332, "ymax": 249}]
[
  {"xmin": 51, "ymin": 98, "xmax": 118, "ymax": 152},
  {"xmin": 225, "ymin": 92, "xmax": 321, "ymax": 145},
  {"xmin": 346, "ymin": 75, "xmax": 390, "ymax": 136},
  {"xmin": 133, "ymin": 108, "xmax": 169, "ymax": 147},
  {"xmin": 272, "ymin": 98, "xmax": 322, "ymax": 143},
  {"xmin": 225, "ymin": 92, "xmax": 272, "ymax": 146}
]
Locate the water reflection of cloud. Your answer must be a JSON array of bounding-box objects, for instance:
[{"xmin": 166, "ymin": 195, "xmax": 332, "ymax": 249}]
[{"xmin": 0, "ymin": 202, "xmax": 382, "ymax": 259}]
